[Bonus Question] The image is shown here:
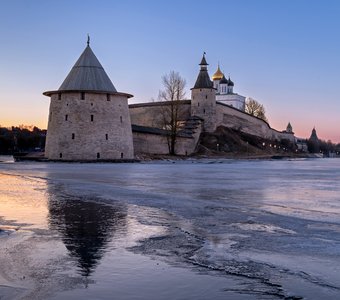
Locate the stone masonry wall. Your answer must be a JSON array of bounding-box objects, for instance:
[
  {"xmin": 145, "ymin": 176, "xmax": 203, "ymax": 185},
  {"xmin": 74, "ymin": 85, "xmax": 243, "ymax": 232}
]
[
  {"xmin": 191, "ymin": 88, "xmax": 216, "ymax": 132},
  {"xmin": 129, "ymin": 101, "xmax": 191, "ymax": 128},
  {"xmin": 215, "ymin": 103, "xmax": 295, "ymax": 142},
  {"xmin": 45, "ymin": 92, "xmax": 134, "ymax": 160},
  {"xmin": 133, "ymin": 132, "xmax": 199, "ymax": 156}
]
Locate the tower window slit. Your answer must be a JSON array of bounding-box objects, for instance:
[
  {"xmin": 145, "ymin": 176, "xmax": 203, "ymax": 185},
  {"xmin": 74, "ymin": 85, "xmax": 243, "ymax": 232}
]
[
  {"xmin": 203, "ymin": 109, "xmax": 206, "ymax": 114},
  {"xmin": 105, "ymin": 134, "xmax": 108, "ymax": 140},
  {"xmin": 107, "ymin": 94, "xmax": 111, "ymax": 101},
  {"xmin": 97, "ymin": 153, "xmax": 100, "ymax": 159},
  {"xmin": 120, "ymin": 116, "xmax": 123, "ymax": 123},
  {"xmin": 58, "ymin": 93, "xmax": 61, "ymax": 100},
  {"xmin": 205, "ymin": 95, "xmax": 207, "ymax": 99},
  {"xmin": 198, "ymin": 102, "xmax": 200, "ymax": 107},
  {"xmin": 59, "ymin": 153, "xmax": 62, "ymax": 158},
  {"xmin": 121, "ymin": 153, "xmax": 124, "ymax": 159},
  {"xmin": 81, "ymin": 92, "xmax": 85, "ymax": 100},
  {"xmin": 65, "ymin": 114, "xmax": 68, "ymax": 121},
  {"xmin": 72, "ymin": 133, "xmax": 75, "ymax": 140},
  {"xmin": 91, "ymin": 115, "xmax": 94, "ymax": 122}
]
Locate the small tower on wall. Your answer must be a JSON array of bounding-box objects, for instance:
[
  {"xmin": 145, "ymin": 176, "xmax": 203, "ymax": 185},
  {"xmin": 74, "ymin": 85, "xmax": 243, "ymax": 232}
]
[
  {"xmin": 191, "ymin": 53, "xmax": 216, "ymax": 132},
  {"xmin": 43, "ymin": 39, "xmax": 134, "ymax": 161},
  {"xmin": 286, "ymin": 122, "xmax": 293, "ymax": 133}
]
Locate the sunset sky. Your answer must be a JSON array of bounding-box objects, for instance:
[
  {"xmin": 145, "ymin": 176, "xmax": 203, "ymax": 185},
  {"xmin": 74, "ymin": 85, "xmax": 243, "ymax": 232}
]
[{"xmin": 1, "ymin": 0, "xmax": 340, "ymax": 142}]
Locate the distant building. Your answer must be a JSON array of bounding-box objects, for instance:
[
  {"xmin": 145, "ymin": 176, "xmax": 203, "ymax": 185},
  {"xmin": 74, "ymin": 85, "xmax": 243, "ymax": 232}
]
[
  {"xmin": 284, "ymin": 122, "xmax": 293, "ymax": 134},
  {"xmin": 307, "ymin": 127, "xmax": 320, "ymax": 153},
  {"xmin": 212, "ymin": 65, "xmax": 246, "ymax": 111},
  {"xmin": 309, "ymin": 127, "xmax": 319, "ymax": 142},
  {"xmin": 43, "ymin": 40, "xmax": 134, "ymax": 161}
]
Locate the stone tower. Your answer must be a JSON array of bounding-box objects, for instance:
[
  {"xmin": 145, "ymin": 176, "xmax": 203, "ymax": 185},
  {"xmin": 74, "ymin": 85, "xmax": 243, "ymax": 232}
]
[
  {"xmin": 43, "ymin": 41, "xmax": 134, "ymax": 161},
  {"xmin": 191, "ymin": 54, "xmax": 216, "ymax": 132},
  {"xmin": 286, "ymin": 122, "xmax": 293, "ymax": 133}
]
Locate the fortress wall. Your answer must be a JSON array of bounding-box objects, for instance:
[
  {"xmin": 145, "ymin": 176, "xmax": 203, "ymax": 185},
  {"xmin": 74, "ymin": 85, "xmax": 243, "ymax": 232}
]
[
  {"xmin": 271, "ymin": 130, "xmax": 295, "ymax": 142},
  {"xmin": 216, "ymin": 103, "xmax": 295, "ymax": 142},
  {"xmin": 133, "ymin": 132, "xmax": 197, "ymax": 156},
  {"xmin": 129, "ymin": 101, "xmax": 191, "ymax": 128},
  {"xmin": 45, "ymin": 92, "xmax": 134, "ymax": 160},
  {"xmin": 133, "ymin": 118, "xmax": 202, "ymax": 156},
  {"xmin": 216, "ymin": 103, "xmax": 270, "ymax": 138}
]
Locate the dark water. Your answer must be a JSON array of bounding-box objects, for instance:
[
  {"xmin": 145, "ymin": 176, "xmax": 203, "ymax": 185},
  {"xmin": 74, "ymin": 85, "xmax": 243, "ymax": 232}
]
[{"xmin": 0, "ymin": 158, "xmax": 340, "ymax": 299}]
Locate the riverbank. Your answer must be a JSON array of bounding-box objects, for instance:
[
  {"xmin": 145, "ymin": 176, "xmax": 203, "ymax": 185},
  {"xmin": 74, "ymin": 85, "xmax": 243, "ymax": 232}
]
[{"xmin": 9, "ymin": 151, "xmax": 326, "ymax": 163}]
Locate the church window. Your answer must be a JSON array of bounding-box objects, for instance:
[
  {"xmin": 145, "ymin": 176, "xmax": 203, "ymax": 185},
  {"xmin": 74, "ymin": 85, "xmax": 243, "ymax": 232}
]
[
  {"xmin": 121, "ymin": 152, "xmax": 124, "ymax": 158},
  {"xmin": 91, "ymin": 114, "xmax": 94, "ymax": 122},
  {"xmin": 72, "ymin": 133, "xmax": 75, "ymax": 139},
  {"xmin": 105, "ymin": 134, "xmax": 108, "ymax": 140},
  {"xmin": 81, "ymin": 92, "xmax": 85, "ymax": 100},
  {"xmin": 120, "ymin": 116, "xmax": 123, "ymax": 123},
  {"xmin": 59, "ymin": 153, "xmax": 62, "ymax": 158},
  {"xmin": 97, "ymin": 152, "xmax": 100, "ymax": 159},
  {"xmin": 107, "ymin": 94, "xmax": 111, "ymax": 101},
  {"xmin": 65, "ymin": 114, "xmax": 68, "ymax": 121},
  {"xmin": 58, "ymin": 93, "xmax": 61, "ymax": 100}
]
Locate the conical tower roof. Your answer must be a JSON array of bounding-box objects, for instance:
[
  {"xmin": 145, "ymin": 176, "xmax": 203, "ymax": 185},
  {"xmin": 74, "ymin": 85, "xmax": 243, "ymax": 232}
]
[
  {"xmin": 58, "ymin": 45, "xmax": 117, "ymax": 93},
  {"xmin": 44, "ymin": 42, "xmax": 132, "ymax": 98},
  {"xmin": 192, "ymin": 53, "xmax": 213, "ymax": 89}
]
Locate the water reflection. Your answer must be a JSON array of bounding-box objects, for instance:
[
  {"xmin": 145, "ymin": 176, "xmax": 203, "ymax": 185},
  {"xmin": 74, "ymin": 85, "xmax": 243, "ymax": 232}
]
[{"xmin": 47, "ymin": 185, "xmax": 127, "ymax": 277}]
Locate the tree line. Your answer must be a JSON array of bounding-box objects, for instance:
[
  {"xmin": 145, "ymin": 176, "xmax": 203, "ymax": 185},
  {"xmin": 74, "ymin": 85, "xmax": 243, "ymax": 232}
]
[{"xmin": 0, "ymin": 125, "xmax": 46, "ymax": 154}]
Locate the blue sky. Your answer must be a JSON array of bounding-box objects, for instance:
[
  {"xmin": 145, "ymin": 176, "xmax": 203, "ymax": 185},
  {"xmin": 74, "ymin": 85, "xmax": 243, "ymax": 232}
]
[{"xmin": 1, "ymin": 0, "xmax": 340, "ymax": 142}]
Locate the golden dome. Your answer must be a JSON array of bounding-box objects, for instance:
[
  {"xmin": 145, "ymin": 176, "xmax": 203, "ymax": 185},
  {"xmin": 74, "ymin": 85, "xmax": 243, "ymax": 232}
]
[{"xmin": 212, "ymin": 65, "xmax": 224, "ymax": 81}]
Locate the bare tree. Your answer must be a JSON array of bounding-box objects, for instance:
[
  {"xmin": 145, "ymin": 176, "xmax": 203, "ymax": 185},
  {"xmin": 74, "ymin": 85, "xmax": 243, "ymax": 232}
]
[
  {"xmin": 158, "ymin": 71, "xmax": 186, "ymax": 155},
  {"xmin": 245, "ymin": 98, "xmax": 268, "ymax": 122}
]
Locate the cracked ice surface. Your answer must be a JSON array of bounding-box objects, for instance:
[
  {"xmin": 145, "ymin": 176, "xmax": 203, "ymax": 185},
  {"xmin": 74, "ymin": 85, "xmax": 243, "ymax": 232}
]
[{"xmin": 0, "ymin": 157, "xmax": 340, "ymax": 299}]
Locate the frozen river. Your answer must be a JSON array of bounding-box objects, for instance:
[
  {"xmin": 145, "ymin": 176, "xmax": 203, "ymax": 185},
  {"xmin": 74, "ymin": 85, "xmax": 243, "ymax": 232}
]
[{"xmin": 0, "ymin": 156, "xmax": 340, "ymax": 299}]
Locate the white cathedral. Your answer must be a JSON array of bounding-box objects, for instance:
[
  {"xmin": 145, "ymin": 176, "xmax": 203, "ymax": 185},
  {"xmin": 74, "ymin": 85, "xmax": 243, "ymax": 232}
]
[{"xmin": 211, "ymin": 65, "xmax": 246, "ymax": 111}]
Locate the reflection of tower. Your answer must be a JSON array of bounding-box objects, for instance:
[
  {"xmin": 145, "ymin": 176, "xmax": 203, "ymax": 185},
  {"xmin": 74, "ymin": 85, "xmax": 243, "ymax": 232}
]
[{"xmin": 47, "ymin": 187, "xmax": 127, "ymax": 277}]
